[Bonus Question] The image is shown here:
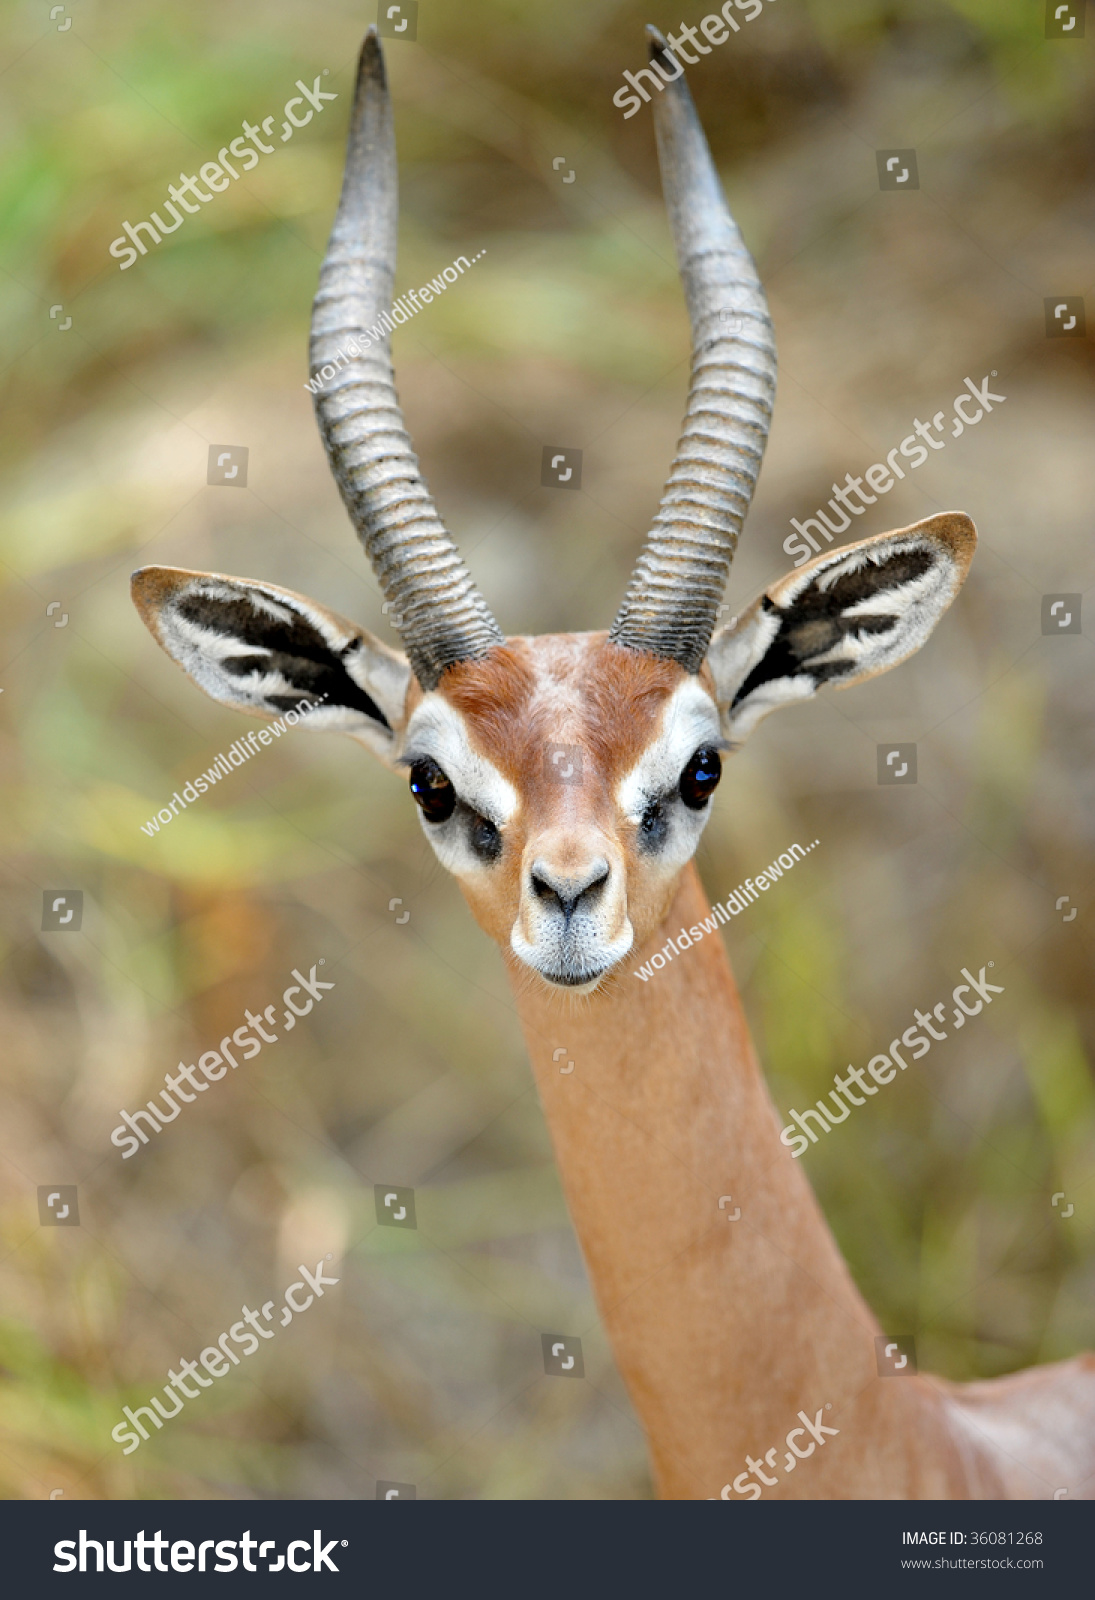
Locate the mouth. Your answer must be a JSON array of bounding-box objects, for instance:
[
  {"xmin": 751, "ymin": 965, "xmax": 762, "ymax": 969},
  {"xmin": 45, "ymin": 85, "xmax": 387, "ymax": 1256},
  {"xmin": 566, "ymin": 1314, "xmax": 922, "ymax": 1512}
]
[
  {"xmin": 510, "ymin": 923, "xmax": 633, "ymax": 994},
  {"xmin": 537, "ymin": 965, "xmax": 612, "ymax": 992}
]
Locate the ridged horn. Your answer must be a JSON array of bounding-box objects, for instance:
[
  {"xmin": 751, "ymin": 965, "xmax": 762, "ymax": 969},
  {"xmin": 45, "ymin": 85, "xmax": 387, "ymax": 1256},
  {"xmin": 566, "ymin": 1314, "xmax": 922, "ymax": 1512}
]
[
  {"xmin": 608, "ymin": 26, "xmax": 777, "ymax": 672},
  {"xmin": 310, "ymin": 28, "xmax": 504, "ymax": 690}
]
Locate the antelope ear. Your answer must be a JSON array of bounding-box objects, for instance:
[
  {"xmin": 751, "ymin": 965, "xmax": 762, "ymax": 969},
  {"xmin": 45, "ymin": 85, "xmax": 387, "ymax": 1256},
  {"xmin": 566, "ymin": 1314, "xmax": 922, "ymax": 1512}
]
[
  {"xmin": 705, "ymin": 512, "xmax": 976, "ymax": 746},
  {"xmin": 131, "ymin": 566, "xmax": 412, "ymax": 763}
]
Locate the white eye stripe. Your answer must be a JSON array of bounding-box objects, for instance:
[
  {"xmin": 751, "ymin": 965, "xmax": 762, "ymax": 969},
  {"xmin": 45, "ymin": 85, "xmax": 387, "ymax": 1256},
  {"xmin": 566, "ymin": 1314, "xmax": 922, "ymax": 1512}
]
[
  {"xmin": 403, "ymin": 696, "xmax": 519, "ymax": 827},
  {"xmin": 616, "ymin": 680, "xmax": 721, "ymax": 820}
]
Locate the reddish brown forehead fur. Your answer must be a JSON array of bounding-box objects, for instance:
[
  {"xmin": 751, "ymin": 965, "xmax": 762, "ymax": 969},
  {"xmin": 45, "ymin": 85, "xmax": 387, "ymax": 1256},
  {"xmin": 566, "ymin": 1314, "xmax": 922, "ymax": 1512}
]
[{"xmin": 438, "ymin": 634, "xmax": 690, "ymax": 806}]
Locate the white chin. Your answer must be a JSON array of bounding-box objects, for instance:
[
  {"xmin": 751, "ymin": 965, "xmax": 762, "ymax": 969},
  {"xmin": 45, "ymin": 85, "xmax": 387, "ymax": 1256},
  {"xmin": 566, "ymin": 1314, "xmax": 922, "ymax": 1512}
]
[{"xmin": 510, "ymin": 925, "xmax": 633, "ymax": 992}]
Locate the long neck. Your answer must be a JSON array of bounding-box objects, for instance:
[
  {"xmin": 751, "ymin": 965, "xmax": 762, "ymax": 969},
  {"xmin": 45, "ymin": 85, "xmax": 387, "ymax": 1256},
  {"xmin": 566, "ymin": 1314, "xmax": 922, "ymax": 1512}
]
[{"xmin": 512, "ymin": 863, "xmax": 977, "ymax": 1499}]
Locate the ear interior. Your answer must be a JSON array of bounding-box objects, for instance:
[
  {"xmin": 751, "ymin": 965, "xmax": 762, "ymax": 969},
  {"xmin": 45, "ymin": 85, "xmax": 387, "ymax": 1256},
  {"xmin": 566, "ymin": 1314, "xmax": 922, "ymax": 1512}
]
[
  {"xmin": 707, "ymin": 512, "xmax": 976, "ymax": 744},
  {"xmin": 131, "ymin": 567, "xmax": 412, "ymax": 755}
]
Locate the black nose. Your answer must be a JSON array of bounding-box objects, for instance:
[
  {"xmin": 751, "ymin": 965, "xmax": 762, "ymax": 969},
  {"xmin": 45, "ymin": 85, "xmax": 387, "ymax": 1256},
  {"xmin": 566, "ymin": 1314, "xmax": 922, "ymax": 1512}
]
[{"xmin": 529, "ymin": 861, "xmax": 610, "ymax": 925}]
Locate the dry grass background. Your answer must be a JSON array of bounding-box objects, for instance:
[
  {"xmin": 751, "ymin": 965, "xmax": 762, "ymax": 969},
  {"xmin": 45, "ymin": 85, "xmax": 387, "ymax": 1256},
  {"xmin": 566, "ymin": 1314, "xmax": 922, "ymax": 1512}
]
[{"xmin": 0, "ymin": 0, "xmax": 1092, "ymax": 1498}]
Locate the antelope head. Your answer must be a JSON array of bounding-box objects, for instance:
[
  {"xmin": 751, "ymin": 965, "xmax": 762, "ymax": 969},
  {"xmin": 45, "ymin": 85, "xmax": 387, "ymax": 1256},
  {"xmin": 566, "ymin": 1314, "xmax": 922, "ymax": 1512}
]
[{"xmin": 132, "ymin": 28, "xmax": 975, "ymax": 993}]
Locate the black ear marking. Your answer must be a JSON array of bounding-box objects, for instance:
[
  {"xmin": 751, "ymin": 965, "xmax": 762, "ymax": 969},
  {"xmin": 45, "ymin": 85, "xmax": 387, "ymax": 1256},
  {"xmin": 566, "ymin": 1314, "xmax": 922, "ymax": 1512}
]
[
  {"xmin": 175, "ymin": 590, "xmax": 391, "ymax": 725},
  {"xmin": 133, "ymin": 566, "xmax": 412, "ymax": 753},
  {"xmin": 731, "ymin": 546, "xmax": 935, "ymax": 708},
  {"xmin": 708, "ymin": 516, "xmax": 976, "ymax": 746}
]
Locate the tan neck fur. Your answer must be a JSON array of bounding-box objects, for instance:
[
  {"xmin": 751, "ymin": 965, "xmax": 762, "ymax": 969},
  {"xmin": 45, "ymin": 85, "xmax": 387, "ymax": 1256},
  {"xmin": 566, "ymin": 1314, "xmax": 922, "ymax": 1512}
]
[{"xmin": 512, "ymin": 863, "xmax": 985, "ymax": 1499}]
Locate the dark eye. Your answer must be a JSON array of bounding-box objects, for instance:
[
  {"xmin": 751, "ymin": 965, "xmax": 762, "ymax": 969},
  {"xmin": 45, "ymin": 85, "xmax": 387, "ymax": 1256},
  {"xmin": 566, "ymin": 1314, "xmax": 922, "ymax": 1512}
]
[
  {"xmin": 409, "ymin": 758, "xmax": 456, "ymax": 823},
  {"xmin": 679, "ymin": 746, "xmax": 722, "ymax": 810}
]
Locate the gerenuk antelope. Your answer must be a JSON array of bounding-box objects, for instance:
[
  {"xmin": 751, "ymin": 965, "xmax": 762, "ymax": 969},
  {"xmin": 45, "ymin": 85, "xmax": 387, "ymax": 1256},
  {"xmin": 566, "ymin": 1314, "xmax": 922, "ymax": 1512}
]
[{"xmin": 131, "ymin": 26, "xmax": 1095, "ymax": 1499}]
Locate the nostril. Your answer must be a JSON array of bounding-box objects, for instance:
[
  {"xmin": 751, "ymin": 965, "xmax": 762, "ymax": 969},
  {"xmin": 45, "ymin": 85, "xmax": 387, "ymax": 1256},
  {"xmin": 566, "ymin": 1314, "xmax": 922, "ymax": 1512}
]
[
  {"xmin": 528, "ymin": 862, "xmax": 611, "ymax": 921},
  {"xmin": 582, "ymin": 866, "xmax": 609, "ymax": 903}
]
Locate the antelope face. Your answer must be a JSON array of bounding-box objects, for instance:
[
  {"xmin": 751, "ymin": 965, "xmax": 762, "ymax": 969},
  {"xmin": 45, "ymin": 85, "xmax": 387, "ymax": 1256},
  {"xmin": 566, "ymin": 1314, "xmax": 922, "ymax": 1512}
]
[
  {"xmin": 403, "ymin": 637, "xmax": 723, "ymax": 989},
  {"xmin": 131, "ymin": 26, "xmax": 977, "ymax": 995}
]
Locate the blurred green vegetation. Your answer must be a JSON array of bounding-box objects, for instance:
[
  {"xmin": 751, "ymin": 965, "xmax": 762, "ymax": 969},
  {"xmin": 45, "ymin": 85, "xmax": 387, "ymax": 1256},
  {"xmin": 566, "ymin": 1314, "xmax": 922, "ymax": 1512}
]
[{"xmin": 1, "ymin": 0, "xmax": 1093, "ymax": 1498}]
